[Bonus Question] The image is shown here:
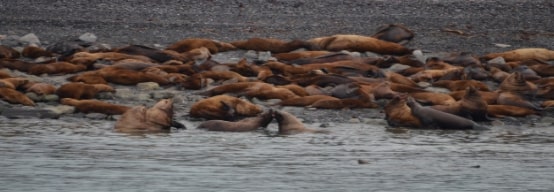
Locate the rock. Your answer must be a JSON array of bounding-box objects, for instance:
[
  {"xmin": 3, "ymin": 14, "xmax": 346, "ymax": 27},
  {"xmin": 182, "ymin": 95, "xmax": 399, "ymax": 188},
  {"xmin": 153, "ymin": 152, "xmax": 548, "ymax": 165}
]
[
  {"xmin": 43, "ymin": 94, "xmax": 59, "ymax": 102},
  {"xmin": 150, "ymin": 91, "xmax": 174, "ymax": 100},
  {"xmin": 1, "ymin": 106, "xmax": 62, "ymax": 119},
  {"xmin": 25, "ymin": 92, "xmax": 41, "ymax": 101},
  {"xmin": 86, "ymin": 43, "xmax": 111, "ymax": 52},
  {"xmin": 78, "ymin": 32, "xmax": 97, "ymax": 43},
  {"xmin": 135, "ymin": 93, "xmax": 152, "ymax": 101},
  {"xmin": 257, "ymin": 51, "xmax": 273, "ymax": 62},
  {"xmin": 487, "ymin": 56, "xmax": 506, "ymax": 64},
  {"xmin": 357, "ymin": 159, "xmax": 369, "ymax": 164},
  {"xmin": 348, "ymin": 118, "xmax": 361, "ymax": 123},
  {"xmin": 19, "ymin": 33, "xmax": 40, "ymax": 45},
  {"xmin": 539, "ymin": 116, "xmax": 554, "ymax": 124},
  {"xmin": 1, "ymin": 35, "xmax": 21, "ymax": 47},
  {"xmin": 44, "ymin": 105, "xmax": 75, "ymax": 116},
  {"xmin": 493, "ymin": 43, "xmax": 511, "ymax": 48},
  {"xmin": 114, "ymin": 88, "xmax": 134, "ymax": 100},
  {"xmin": 85, "ymin": 113, "xmax": 107, "ymax": 120},
  {"xmin": 387, "ymin": 64, "xmax": 411, "ymax": 73},
  {"xmin": 137, "ymin": 82, "xmax": 160, "ymax": 90},
  {"xmin": 244, "ymin": 50, "xmax": 257, "ymax": 59},
  {"xmin": 96, "ymin": 92, "xmax": 114, "ymax": 100}
]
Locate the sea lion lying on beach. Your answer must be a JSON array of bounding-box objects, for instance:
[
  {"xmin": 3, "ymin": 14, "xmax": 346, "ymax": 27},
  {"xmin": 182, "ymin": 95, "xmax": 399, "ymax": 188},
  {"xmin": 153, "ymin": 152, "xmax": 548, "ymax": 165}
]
[
  {"xmin": 189, "ymin": 95, "xmax": 263, "ymax": 120},
  {"xmin": 61, "ymin": 98, "xmax": 131, "ymax": 115},
  {"xmin": 406, "ymin": 96, "xmax": 487, "ymax": 130}
]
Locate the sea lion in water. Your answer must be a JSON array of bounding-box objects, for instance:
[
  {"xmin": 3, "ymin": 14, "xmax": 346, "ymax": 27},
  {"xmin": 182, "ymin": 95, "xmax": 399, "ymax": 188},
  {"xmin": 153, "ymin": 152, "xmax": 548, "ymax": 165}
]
[
  {"xmin": 273, "ymin": 110, "xmax": 330, "ymax": 135},
  {"xmin": 197, "ymin": 109, "xmax": 274, "ymax": 132},
  {"xmin": 115, "ymin": 99, "xmax": 184, "ymax": 133},
  {"xmin": 383, "ymin": 94, "xmax": 422, "ymax": 128},
  {"xmin": 406, "ymin": 96, "xmax": 487, "ymax": 130},
  {"xmin": 0, "ymin": 87, "xmax": 36, "ymax": 106}
]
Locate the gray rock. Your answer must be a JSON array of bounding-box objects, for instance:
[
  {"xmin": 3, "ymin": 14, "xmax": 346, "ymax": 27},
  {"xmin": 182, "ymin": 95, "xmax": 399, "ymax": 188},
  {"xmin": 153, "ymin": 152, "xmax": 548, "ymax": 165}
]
[
  {"xmin": 348, "ymin": 118, "xmax": 361, "ymax": 123},
  {"xmin": 44, "ymin": 105, "xmax": 75, "ymax": 116},
  {"xmin": 85, "ymin": 113, "xmax": 108, "ymax": 120},
  {"xmin": 96, "ymin": 92, "xmax": 114, "ymax": 100},
  {"xmin": 257, "ymin": 51, "xmax": 272, "ymax": 62},
  {"xmin": 135, "ymin": 93, "xmax": 152, "ymax": 101},
  {"xmin": 79, "ymin": 32, "xmax": 97, "ymax": 43},
  {"xmin": 114, "ymin": 88, "xmax": 134, "ymax": 100},
  {"xmin": 150, "ymin": 91, "xmax": 175, "ymax": 100},
  {"xmin": 25, "ymin": 92, "xmax": 41, "ymax": 101},
  {"xmin": 19, "ymin": 33, "xmax": 40, "ymax": 45},
  {"xmin": 1, "ymin": 106, "xmax": 62, "ymax": 119},
  {"xmin": 488, "ymin": 56, "xmax": 506, "ymax": 64},
  {"xmin": 244, "ymin": 50, "xmax": 258, "ymax": 59},
  {"xmin": 43, "ymin": 94, "xmax": 59, "ymax": 102},
  {"xmin": 137, "ymin": 82, "xmax": 160, "ymax": 91},
  {"xmin": 1, "ymin": 35, "xmax": 21, "ymax": 47}
]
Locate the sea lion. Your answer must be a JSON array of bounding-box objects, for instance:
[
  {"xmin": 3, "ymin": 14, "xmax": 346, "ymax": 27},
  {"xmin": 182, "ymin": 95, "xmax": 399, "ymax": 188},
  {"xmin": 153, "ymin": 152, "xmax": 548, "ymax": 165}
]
[
  {"xmin": 201, "ymin": 82, "xmax": 300, "ymax": 101},
  {"xmin": 432, "ymin": 79, "xmax": 490, "ymax": 91},
  {"xmin": 165, "ymin": 38, "xmax": 236, "ymax": 53},
  {"xmin": 230, "ymin": 38, "xmax": 310, "ymax": 53},
  {"xmin": 306, "ymin": 34, "xmax": 412, "ymax": 55},
  {"xmin": 114, "ymin": 44, "xmax": 175, "ymax": 62},
  {"xmin": 542, "ymin": 100, "xmax": 554, "ymax": 108},
  {"xmin": 56, "ymin": 82, "xmax": 115, "ymax": 99},
  {"xmin": 0, "ymin": 59, "xmax": 39, "ymax": 72},
  {"xmin": 371, "ymin": 24, "xmax": 414, "ymax": 44},
  {"xmin": 115, "ymin": 99, "xmax": 181, "ymax": 133},
  {"xmin": 496, "ymin": 91, "xmax": 542, "ymax": 111},
  {"xmin": 406, "ymin": 96, "xmax": 487, "ymax": 130},
  {"xmin": 279, "ymin": 95, "xmax": 338, "ymax": 107},
  {"xmin": 0, "ymin": 87, "xmax": 35, "ymax": 106},
  {"xmin": 28, "ymin": 62, "xmax": 87, "ymax": 75},
  {"xmin": 409, "ymin": 92, "xmax": 456, "ymax": 106},
  {"xmin": 487, "ymin": 105, "xmax": 539, "ymax": 117},
  {"xmin": 498, "ymin": 72, "xmax": 537, "ymax": 96},
  {"xmin": 61, "ymin": 98, "xmax": 131, "ymax": 115},
  {"xmin": 383, "ymin": 94, "xmax": 422, "ymax": 128},
  {"xmin": 0, "ymin": 70, "xmax": 12, "ymax": 79},
  {"xmin": 481, "ymin": 48, "xmax": 554, "ymax": 62},
  {"xmin": 189, "ymin": 95, "xmax": 263, "ymax": 120},
  {"xmin": 66, "ymin": 73, "xmax": 108, "ymax": 84},
  {"xmin": 431, "ymin": 86, "xmax": 491, "ymax": 121},
  {"xmin": 449, "ymin": 90, "xmax": 499, "ymax": 105},
  {"xmin": 0, "ymin": 45, "xmax": 20, "ymax": 59},
  {"xmin": 69, "ymin": 51, "xmax": 153, "ymax": 67},
  {"xmin": 21, "ymin": 46, "xmax": 53, "ymax": 58},
  {"xmin": 197, "ymin": 109, "xmax": 274, "ymax": 132},
  {"xmin": 443, "ymin": 52, "xmax": 481, "ymax": 67},
  {"xmin": 273, "ymin": 110, "xmax": 330, "ymax": 135},
  {"xmin": 273, "ymin": 50, "xmax": 332, "ymax": 61},
  {"xmin": 25, "ymin": 82, "xmax": 57, "ymax": 95},
  {"xmin": 0, "ymin": 77, "xmax": 29, "ymax": 90}
]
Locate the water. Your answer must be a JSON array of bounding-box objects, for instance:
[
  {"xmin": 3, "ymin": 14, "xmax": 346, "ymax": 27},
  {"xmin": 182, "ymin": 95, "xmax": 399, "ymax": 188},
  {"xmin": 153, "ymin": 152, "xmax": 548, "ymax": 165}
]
[{"xmin": 1, "ymin": 116, "xmax": 554, "ymax": 192}]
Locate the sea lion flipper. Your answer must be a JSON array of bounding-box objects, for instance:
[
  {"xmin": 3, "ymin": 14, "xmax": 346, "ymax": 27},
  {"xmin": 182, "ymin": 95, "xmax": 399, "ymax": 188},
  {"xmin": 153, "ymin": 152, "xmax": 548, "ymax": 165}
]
[{"xmin": 171, "ymin": 120, "xmax": 186, "ymax": 129}]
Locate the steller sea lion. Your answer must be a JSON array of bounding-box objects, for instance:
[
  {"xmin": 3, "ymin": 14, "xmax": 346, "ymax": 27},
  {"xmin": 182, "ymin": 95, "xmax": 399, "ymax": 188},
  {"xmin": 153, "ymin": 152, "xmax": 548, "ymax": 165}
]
[
  {"xmin": 432, "ymin": 79, "xmax": 490, "ymax": 91},
  {"xmin": 430, "ymin": 86, "xmax": 491, "ymax": 121},
  {"xmin": 383, "ymin": 94, "xmax": 422, "ymax": 128},
  {"xmin": 481, "ymin": 48, "xmax": 554, "ymax": 62},
  {"xmin": 230, "ymin": 38, "xmax": 310, "ymax": 53},
  {"xmin": 165, "ymin": 38, "xmax": 236, "ymax": 53},
  {"xmin": 0, "ymin": 77, "xmax": 29, "ymax": 90},
  {"xmin": 273, "ymin": 110, "xmax": 330, "ymax": 135},
  {"xmin": 197, "ymin": 109, "xmax": 274, "ymax": 132},
  {"xmin": 273, "ymin": 50, "xmax": 332, "ymax": 61},
  {"xmin": 406, "ymin": 96, "xmax": 487, "ymax": 130},
  {"xmin": 114, "ymin": 44, "xmax": 175, "ymax": 62},
  {"xmin": 0, "ymin": 45, "xmax": 20, "ymax": 59},
  {"xmin": 409, "ymin": 92, "xmax": 456, "ymax": 106},
  {"xmin": 487, "ymin": 104, "xmax": 539, "ymax": 117},
  {"xmin": 25, "ymin": 82, "xmax": 57, "ymax": 95},
  {"xmin": 189, "ymin": 95, "xmax": 263, "ymax": 120},
  {"xmin": 21, "ymin": 46, "xmax": 53, "ymax": 59},
  {"xmin": 61, "ymin": 98, "xmax": 131, "ymax": 115},
  {"xmin": 115, "ymin": 99, "xmax": 183, "ymax": 133},
  {"xmin": 371, "ymin": 24, "xmax": 414, "ymax": 44},
  {"xmin": 306, "ymin": 34, "xmax": 412, "ymax": 55},
  {"xmin": 0, "ymin": 87, "xmax": 35, "ymax": 106},
  {"xmin": 56, "ymin": 82, "xmax": 115, "ymax": 99},
  {"xmin": 28, "ymin": 62, "xmax": 87, "ymax": 75}
]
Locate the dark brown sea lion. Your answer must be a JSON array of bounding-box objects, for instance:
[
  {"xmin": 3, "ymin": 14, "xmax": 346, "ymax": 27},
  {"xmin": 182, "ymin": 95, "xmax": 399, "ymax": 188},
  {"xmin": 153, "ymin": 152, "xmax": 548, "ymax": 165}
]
[
  {"xmin": 449, "ymin": 90, "xmax": 499, "ymax": 105},
  {"xmin": 371, "ymin": 24, "xmax": 414, "ymax": 44},
  {"xmin": 443, "ymin": 52, "xmax": 481, "ymax": 67},
  {"xmin": 0, "ymin": 77, "xmax": 29, "ymax": 90},
  {"xmin": 481, "ymin": 48, "xmax": 554, "ymax": 62},
  {"xmin": 496, "ymin": 91, "xmax": 542, "ymax": 111},
  {"xmin": 279, "ymin": 95, "xmax": 338, "ymax": 107},
  {"xmin": 273, "ymin": 110, "xmax": 330, "ymax": 135},
  {"xmin": 273, "ymin": 50, "xmax": 332, "ymax": 61},
  {"xmin": 512, "ymin": 65, "xmax": 541, "ymax": 81},
  {"xmin": 383, "ymin": 94, "xmax": 422, "ymax": 128},
  {"xmin": 432, "ymin": 79, "xmax": 490, "ymax": 91},
  {"xmin": 0, "ymin": 59, "xmax": 39, "ymax": 72},
  {"xmin": 114, "ymin": 44, "xmax": 175, "ymax": 62},
  {"xmin": 542, "ymin": 100, "xmax": 554, "ymax": 108},
  {"xmin": 284, "ymin": 52, "xmax": 357, "ymax": 65},
  {"xmin": 66, "ymin": 73, "xmax": 108, "ymax": 84},
  {"xmin": 22, "ymin": 46, "xmax": 53, "ymax": 58},
  {"xmin": 0, "ymin": 71, "xmax": 12, "ymax": 79},
  {"xmin": 406, "ymin": 96, "xmax": 487, "ymax": 130},
  {"xmin": 61, "ymin": 98, "xmax": 131, "ymax": 115},
  {"xmin": 409, "ymin": 92, "xmax": 456, "ymax": 106},
  {"xmin": 165, "ymin": 38, "xmax": 236, "ymax": 53},
  {"xmin": 189, "ymin": 95, "xmax": 263, "ymax": 120},
  {"xmin": 230, "ymin": 38, "xmax": 310, "ymax": 53},
  {"xmin": 498, "ymin": 72, "xmax": 537, "ymax": 96},
  {"xmin": 197, "ymin": 109, "xmax": 274, "ymax": 132},
  {"xmin": 0, "ymin": 45, "xmax": 20, "ymax": 59},
  {"xmin": 430, "ymin": 86, "xmax": 491, "ymax": 121},
  {"xmin": 56, "ymin": 82, "xmax": 115, "ymax": 99},
  {"xmin": 306, "ymin": 34, "xmax": 412, "ymax": 55},
  {"xmin": 69, "ymin": 51, "xmax": 153, "ymax": 67},
  {"xmin": 115, "ymin": 99, "xmax": 180, "ymax": 133},
  {"xmin": 28, "ymin": 62, "xmax": 87, "ymax": 75},
  {"xmin": 201, "ymin": 82, "xmax": 300, "ymax": 101},
  {"xmin": 0, "ymin": 87, "xmax": 36, "ymax": 106}
]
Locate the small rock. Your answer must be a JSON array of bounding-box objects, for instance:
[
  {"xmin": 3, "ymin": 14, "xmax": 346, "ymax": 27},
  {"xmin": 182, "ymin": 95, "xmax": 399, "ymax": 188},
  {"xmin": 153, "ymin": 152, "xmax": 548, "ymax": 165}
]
[
  {"xmin": 86, "ymin": 43, "xmax": 111, "ymax": 52},
  {"xmin": 136, "ymin": 82, "xmax": 160, "ymax": 91},
  {"xmin": 416, "ymin": 81, "xmax": 431, "ymax": 88},
  {"xmin": 136, "ymin": 93, "xmax": 152, "ymax": 101},
  {"xmin": 150, "ymin": 91, "xmax": 175, "ymax": 100},
  {"xmin": 25, "ymin": 92, "xmax": 40, "ymax": 101},
  {"xmin": 43, "ymin": 94, "xmax": 59, "ymax": 102},
  {"xmin": 387, "ymin": 64, "xmax": 411, "ymax": 73},
  {"xmin": 257, "ymin": 51, "xmax": 272, "ymax": 62},
  {"xmin": 1, "ymin": 35, "xmax": 21, "ymax": 47},
  {"xmin": 44, "ymin": 105, "xmax": 75, "ymax": 116},
  {"xmin": 244, "ymin": 50, "xmax": 258, "ymax": 59},
  {"xmin": 348, "ymin": 118, "xmax": 361, "ymax": 123},
  {"xmin": 79, "ymin": 32, "xmax": 97, "ymax": 43},
  {"xmin": 85, "ymin": 113, "xmax": 107, "ymax": 120},
  {"xmin": 19, "ymin": 33, "xmax": 40, "ymax": 45},
  {"xmin": 493, "ymin": 43, "xmax": 511, "ymax": 48},
  {"xmin": 487, "ymin": 56, "xmax": 506, "ymax": 64},
  {"xmin": 491, "ymin": 120, "xmax": 504, "ymax": 127},
  {"xmin": 115, "ymin": 88, "xmax": 134, "ymax": 99}
]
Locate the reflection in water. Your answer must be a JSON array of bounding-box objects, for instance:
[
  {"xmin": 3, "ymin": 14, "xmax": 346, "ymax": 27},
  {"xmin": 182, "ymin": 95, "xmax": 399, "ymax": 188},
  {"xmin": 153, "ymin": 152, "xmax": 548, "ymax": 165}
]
[{"xmin": 1, "ymin": 117, "xmax": 553, "ymax": 191}]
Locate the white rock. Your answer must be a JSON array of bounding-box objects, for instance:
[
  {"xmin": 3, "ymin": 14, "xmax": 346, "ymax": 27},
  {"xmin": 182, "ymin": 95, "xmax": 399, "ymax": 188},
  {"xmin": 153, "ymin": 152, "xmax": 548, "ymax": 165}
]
[
  {"xmin": 79, "ymin": 32, "xmax": 97, "ymax": 43},
  {"xmin": 19, "ymin": 33, "xmax": 40, "ymax": 45},
  {"xmin": 493, "ymin": 43, "xmax": 511, "ymax": 48},
  {"xmin": 136, "ymin": 82, "xmax": 160, "ymax": 90}
]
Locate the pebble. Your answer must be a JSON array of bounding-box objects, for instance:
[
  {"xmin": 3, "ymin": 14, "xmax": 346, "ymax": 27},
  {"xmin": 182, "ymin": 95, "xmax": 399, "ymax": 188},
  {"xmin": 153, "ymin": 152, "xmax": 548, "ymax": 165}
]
[{"xmin": 137, "ymin": 82, "xmax": 160, "ymax": 91}]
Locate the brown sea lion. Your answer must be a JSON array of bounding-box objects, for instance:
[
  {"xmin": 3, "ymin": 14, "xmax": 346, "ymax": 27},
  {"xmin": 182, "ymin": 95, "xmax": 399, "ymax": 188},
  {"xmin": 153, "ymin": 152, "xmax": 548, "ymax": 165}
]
[
  {"xmin": 0, "ymin": 87, "xmax": 35, "ymax": 106},
  {"xmin": 28, "ymin": 62, "xmax": 87, "ymax": 75},
  {"xmin": 56, "ymin": 82, "xmax": 115, "ymax": 99},
  {"xmin": 432, "ymin": 79, "xmax": 490, "ymax": 91},
  {"xmin": 542, "ymin": 100, "xmax": 554, "ymax": 108},
  {"xmin": 496, "ymin": 91, "xmax": 542, "ymax": 111},
  {"xmin": 383, "ymin": 94, "xmax": 422, "ymax": 128},
  {"xmin": 201, "ymin": 82, "xmax": 300, "ymax": 101},
  {"xmin": 182, "ymin": 70, "xmax": 250, "ymax": 90},
  {"xmin": 69, "ymin": 51, "xmax": 153, "ymax": 67},
  {"xmin": 371, "ymin": 24, "xmax": 414, "ymax": 44},
  {"xmin": 449, "ymin": 90, "xmax": 499, "ymax": 105},
  {"xmin": 114, "ymin": 44, "xmax": 175, "ymax": 62},
  {"xmin": 273, "ymin": 50, "xmax": 332, "ymax": 61},
  {"xmin": 0, "ymin": 70, "xmax": 12, "ymax": 79},
  {"xmin": 25, "ymin": 82, "xmax": 57, "ymax": 95},
  {"xmin": 279, "ymin": 95, "xmax": 338, "ymax": 107},
  {"xmin": 66, "ymin": 73, "xmax": 108, "ymax": 84},
  {"xmin": 498, "ymin": 72, "xmax": 537, "ymax": 96},
  {"xmin": 0, "ymin": 59, "xmax": 39, "ymax": 72},
  {"xmin": 0, "ymin": 77, "xmax": 29, "ymax": 90},
  {"xmin": 189, "ymin": 95, "xmax": 263, "ymax": 120},
  {"xmin": 443, "ymin": 52, "xmax": 481, "ymax": 67},
  {"xmin": 197, "ymin": 109, "xmax": 274, "ymax": 132},
  {"xmin": 306, "ymin": 34, "xmax": 412, "ymax": 55},
  {"xmin": 165, "ymin": 38, "xmax": 236, "ymax": 53},
  {"xmin": 230, "ymin": 38, "xmax": 310, "ymax": 53},
  {"xmin": 273, "ymin": 110, "xmax": 330, "ymax": 135},
  {"xmin": 21, "ymin": 46, "xmax": 53, "ymax": 58},
  {"xmin": 487, "ymin": 105, "xmax": 539, "ymax": 117},
  {"xmin": 481, "ymin": 48, "xmax": 554, "ymax": 62},
  {"xmin": 406, "ymin": 96, "xmax": 487, "ymax": 130},
  {"xmin": 285, "ymin": 52, "xmax": 357, "ymax": 65},
  {"xmin": 489, "ymin": 66, "xmax": 510, "ymax": 82},
  {"xmin": 0, "ymin": 45, "xmax": 20, "ymax": 59},
  {"xmin": 97, "ymin": 67, "xmax": 171, "ymax": 85},
  {"xmin": 115, "ymin": 99, "xmax": 180, "ymax": 133},
  {"xmin": 61, "ymin": 98, "xmax": 131, "ymax": 115},
  {"xmin": 409, "ymin": 92, "xmax": 456, "ymax": 106},
  {"xmin": 431, "ymin": 86, "xmax": 491, "ymax": 121}
]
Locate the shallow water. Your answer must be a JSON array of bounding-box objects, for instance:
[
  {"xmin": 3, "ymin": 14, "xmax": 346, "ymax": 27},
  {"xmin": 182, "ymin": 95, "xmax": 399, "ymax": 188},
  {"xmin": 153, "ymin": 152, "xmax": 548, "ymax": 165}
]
[{"xmin": 1, "ymin": 116, "xmax": 554, "ymax": 192}]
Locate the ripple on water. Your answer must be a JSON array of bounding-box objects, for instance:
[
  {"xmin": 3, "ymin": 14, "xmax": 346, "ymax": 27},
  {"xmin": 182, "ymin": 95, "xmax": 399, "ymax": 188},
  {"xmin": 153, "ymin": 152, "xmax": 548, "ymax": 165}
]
[{"xmin": 1, "ymin": 119, "xmax": 554, "ymax": 192}]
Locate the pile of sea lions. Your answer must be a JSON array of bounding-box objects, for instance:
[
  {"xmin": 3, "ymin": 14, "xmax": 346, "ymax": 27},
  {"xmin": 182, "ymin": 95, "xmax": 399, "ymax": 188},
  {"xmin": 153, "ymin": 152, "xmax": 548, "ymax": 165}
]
[{"xmin": 1, "ymin": 24, "xmax": 554, "ymax": 133}]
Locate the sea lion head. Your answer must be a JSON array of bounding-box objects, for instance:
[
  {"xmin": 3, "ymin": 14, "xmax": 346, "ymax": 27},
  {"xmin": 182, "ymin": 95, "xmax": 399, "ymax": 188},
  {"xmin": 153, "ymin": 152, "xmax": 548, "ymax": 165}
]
[{"xmin": 152, "ymin": 98, "xmax": 174, "ymax": 115}]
